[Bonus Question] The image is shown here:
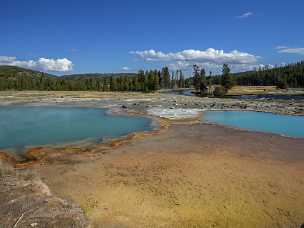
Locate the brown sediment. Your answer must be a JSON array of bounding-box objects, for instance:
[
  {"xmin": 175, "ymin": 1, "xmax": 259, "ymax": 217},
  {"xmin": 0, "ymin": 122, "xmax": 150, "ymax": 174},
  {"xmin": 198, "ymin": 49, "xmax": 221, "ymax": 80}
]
[
  {"xmin": 1, "ymin": 116, "xmax": 173, "ymax": 169},
  {"xmin": 0, "ymin": 151, "xmax": 17, "ymax": 167},
  {"xmin": 1, "ymin": 91, "xmax": 304, "ymax": 227},
  {"xmin": 34, "ymin": 123, "xmax": 304, "ymax": 228},
  {"xmin": 107, "ymin": 115, "xmax": 202, "ymax": 148},
  {"xmin": 1, "ymin": 110, "xmax": 304, "ymax": 227},
  {"xmin": 0, "ymin": 159, "xmax": 88, "ymax": 227}
]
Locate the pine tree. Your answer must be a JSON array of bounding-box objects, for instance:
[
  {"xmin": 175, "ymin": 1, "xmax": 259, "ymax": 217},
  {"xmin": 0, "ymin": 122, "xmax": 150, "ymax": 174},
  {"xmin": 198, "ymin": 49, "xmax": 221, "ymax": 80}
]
[
  {"xmin": 178, "ymin": 70, "xmax": 185, "ymax": 88},
  {"xmin": 193, "ymin": 65, "xmax": 201, "ymax": 92},
  {"xmin": 200, "ymin": 68, "xmax": 208, "ymax": 96},
  {"xmin": 161, "ymin": 67, "xmax": 170, "ymax": 89},
  {"xmin": 221, "ymin": 64, "xmax": 234, "ymax": 90}
]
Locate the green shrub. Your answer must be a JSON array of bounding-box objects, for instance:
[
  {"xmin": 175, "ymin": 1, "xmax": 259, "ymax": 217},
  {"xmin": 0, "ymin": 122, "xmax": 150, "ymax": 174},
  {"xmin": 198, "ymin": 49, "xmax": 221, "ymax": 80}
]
[
  {"xmin": 276, "ymin": 80, "xmax": 288, "ymax": 89},
  {"xmin": 213, "ymin": 86, "xmax": 227, "ymax": 97}
]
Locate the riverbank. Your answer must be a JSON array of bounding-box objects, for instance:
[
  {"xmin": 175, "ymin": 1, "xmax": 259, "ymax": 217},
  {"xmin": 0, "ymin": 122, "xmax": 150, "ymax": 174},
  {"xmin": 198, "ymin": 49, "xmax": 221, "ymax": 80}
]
[{"xmin": 1, "ymin": 91, "xmax": 304, "ymax": 227}]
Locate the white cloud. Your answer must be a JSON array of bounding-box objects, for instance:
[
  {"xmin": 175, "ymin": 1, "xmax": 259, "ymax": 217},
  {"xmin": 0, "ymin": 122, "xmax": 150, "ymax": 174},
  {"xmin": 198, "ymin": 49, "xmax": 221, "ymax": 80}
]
[
  {"xmin": 131, "ymin": 48, "xmax": 259, "ymax": 65},
  {"xmin": 122, "ymin": 66, "xmax": 131, "ymax": 71},
  {"xmin": 0, "ymin": 56, "xmax": 73, "ymax": 72},
  {"xmin": 276, "ymin": 46, "xmax": 304, "ymax": 55},
  {"xmin": 231, "ymin": 63, "xmax": 274, "ymax": 72},
  {"xmin": 168, "ymin": 61, "xmax": 191, "ymax": 70},
  {"xmin": 37, "ymin": 58, "xmax": 73, "ymax": 71},
  {"xmin": 237, "ymin": 12, "xmax": 253, "ymax": 19},
  {"xmin": 275, "ymin": 46, "xmax": 288, "ymax": 50},
  {"xmin": 70, "ymin": 48, "xmax": 78, "ymax": 53},
  {"xmin": 169, "ymin": 61, "xmax": 224, "ymax": 73},
  {"xmin": 0, "ymin": 56, "xmax": 17, "ymax": 62},
  {"xmin": 131, "ymin": 48, "xmax": 261, "ymax": 73}
]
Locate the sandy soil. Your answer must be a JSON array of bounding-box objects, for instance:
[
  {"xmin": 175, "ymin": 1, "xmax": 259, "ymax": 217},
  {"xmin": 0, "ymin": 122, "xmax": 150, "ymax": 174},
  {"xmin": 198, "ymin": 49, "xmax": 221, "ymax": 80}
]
[{"xmin": 34, "ymin": 123, "xmax": 304, "ymax": 228}]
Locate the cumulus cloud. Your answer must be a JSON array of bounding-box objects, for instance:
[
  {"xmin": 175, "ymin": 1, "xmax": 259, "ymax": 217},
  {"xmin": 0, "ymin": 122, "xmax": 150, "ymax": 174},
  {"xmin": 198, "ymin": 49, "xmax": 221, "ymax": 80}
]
[
  {"xmin": 276, "ymin": 46, "xmax": 304, "ymax": 55},
  {"xmin": 168, "ymin": 61, "xmax": 192, "ymax": 70},
  {"xmin": 131, "ymin": 48, "xmax": 261, "ymax": 73},
  {"xmin": 131, "ymin": 48, "xmax": 258, "ymax": 65},
  {"xmin": 237, "ymin": 12, "xmax": 253, "ymax": 19},
  {"xmin": 0, "ymin": 56, "xmax": 73, "ymax": 72},
  {"xmin": 275, "ymin": 46, "xmax": 288, "ymax": 50},
  {"xmin": 231, "ymin": 63, "xmax": 274, "ymax": 72},
  {"xmin": 168, "ymin": 61, "xmax": 223, "ymax": 72},
  {"xmin": 122, "ymin": 66, "xmax": 131, "ymax": 71}
]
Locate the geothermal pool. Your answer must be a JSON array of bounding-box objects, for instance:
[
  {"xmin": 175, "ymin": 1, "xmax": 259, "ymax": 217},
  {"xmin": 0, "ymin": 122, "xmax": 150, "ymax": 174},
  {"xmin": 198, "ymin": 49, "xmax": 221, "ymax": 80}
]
[
  {"xmin": 203, "ymin": 111, "xmax": 304, "ymax": 138},
  {"xmin": 0, "ymin": 106, "xmax": 154, "ymax": 151}
]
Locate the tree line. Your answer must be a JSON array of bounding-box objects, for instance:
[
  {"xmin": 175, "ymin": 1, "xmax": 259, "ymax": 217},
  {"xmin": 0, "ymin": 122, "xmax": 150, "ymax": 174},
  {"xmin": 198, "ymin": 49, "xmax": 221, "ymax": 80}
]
[
  {"xmin": 208, "ymin": 61, "xmax": 304, "ymax": 88},
  {"xmin": 1, "ymin": 60, "xmax": 303, "ymax": 92},
  {"xmin": 0, "ymin": 66, "xmax": 188, "ymax": 92}
]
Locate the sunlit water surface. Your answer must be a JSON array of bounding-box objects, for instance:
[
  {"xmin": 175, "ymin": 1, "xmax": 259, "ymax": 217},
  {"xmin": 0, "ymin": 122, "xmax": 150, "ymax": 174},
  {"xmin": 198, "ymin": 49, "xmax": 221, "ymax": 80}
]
[
  {"xmin": 203, "ymin": 111, "xmax": 304, "ymax": 138},
  {"xmin": 0, "ymin": 106, "xmax": 154, "ymax": 151}
]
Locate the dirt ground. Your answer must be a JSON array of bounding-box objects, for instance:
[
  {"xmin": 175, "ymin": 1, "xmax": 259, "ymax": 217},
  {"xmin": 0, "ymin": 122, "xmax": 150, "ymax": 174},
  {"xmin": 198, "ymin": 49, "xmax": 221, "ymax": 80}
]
[
  {"xmin": 34, "ymin": 123, "xmax": 304, "ymax": 228},
  {"xmin": 0, "ymin": 162, "xmax": 88, "ymax": 227}
]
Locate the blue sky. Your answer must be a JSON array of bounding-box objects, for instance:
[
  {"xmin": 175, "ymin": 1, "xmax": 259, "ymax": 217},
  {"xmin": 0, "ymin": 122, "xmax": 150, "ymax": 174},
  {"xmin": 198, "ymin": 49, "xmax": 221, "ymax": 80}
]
[{"xmin": 1, "ymin": 0, "xmax": 304, "ymax": 75}]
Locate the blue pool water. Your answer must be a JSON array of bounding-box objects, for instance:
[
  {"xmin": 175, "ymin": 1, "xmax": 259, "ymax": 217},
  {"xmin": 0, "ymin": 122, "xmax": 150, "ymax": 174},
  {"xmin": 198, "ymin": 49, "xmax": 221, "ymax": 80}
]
[
  {"xmin": 203, "ymin": 111, "xmax": 304, "ymax": 138},
  {"xmin": 0, "ymin": 106, "xmax": 154, "ymax": 151}
]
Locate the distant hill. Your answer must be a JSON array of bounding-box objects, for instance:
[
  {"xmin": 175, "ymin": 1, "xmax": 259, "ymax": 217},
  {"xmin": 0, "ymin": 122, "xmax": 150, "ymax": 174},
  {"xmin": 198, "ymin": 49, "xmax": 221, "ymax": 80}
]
[
  {"xmin": 0, "ymin": 66, "xmax": 158, "ymax": 91},
  {"xmin": 233, "ymin": 61, "xmax": 304, "ymax": 88},
  {"xmin": 0, "ymin": 66, "xmax": 58, "ymax": 90},
  {"xmin": 207, "ymin": 61, "xmax": 304, "ymax": 88},
  {"xmin": 0, "ymin": 66, "xmax": 136, "ymax": 80},
  {"xmin": 3, "ymin": 61, "xmax": 302, "ymax": 91},
  {"xmin": 0, "ymin": 65, "xmax": 55, "ymax": 78},
  {"xmin": 63, "ymin": 73, "xmax": 137, "ymax": 79}
]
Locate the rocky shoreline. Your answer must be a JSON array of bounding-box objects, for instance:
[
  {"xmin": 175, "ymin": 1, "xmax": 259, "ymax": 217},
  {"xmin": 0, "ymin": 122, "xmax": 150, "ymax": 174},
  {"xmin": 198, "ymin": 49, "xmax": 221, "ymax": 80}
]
[{"xmin": 0, "ymin": 91, "xmax": 304, "ymax": 117}]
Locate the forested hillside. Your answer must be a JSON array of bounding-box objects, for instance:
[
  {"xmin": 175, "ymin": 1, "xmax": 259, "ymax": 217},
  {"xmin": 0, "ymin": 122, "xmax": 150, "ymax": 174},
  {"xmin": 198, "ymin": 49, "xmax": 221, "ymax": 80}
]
[
  {"xmin": 63, "ymin": 73, "xmax": 137, "ymax": 79},
  {"xmin": 0, "ymin": 66, "xmax": 187, "ymax": 91},
  {"xmin": 0, "ymin": 66, "xmax": 56, "ymax": 90},
  {"xmin": 1, "ymin": 60, "xmax": 303, "ymax": 91},
  {"xmin": 234, "ymin": 61, "xmax": 304, "ymax": 87},
  {"xmin": 208, "ymin": 61, "xmax": 304, "ymax": 88}
]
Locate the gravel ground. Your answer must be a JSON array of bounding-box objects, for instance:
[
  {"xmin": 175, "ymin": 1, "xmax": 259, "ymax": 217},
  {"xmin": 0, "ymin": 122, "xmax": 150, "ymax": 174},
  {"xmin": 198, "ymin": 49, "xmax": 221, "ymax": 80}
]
[
  {"xmin": 0, "ymin": 91, "xmax": 304, "ymax": 117},
  {"xmin": 0, "ymin": 162, "xmax": 88, "ymax": 228}
]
